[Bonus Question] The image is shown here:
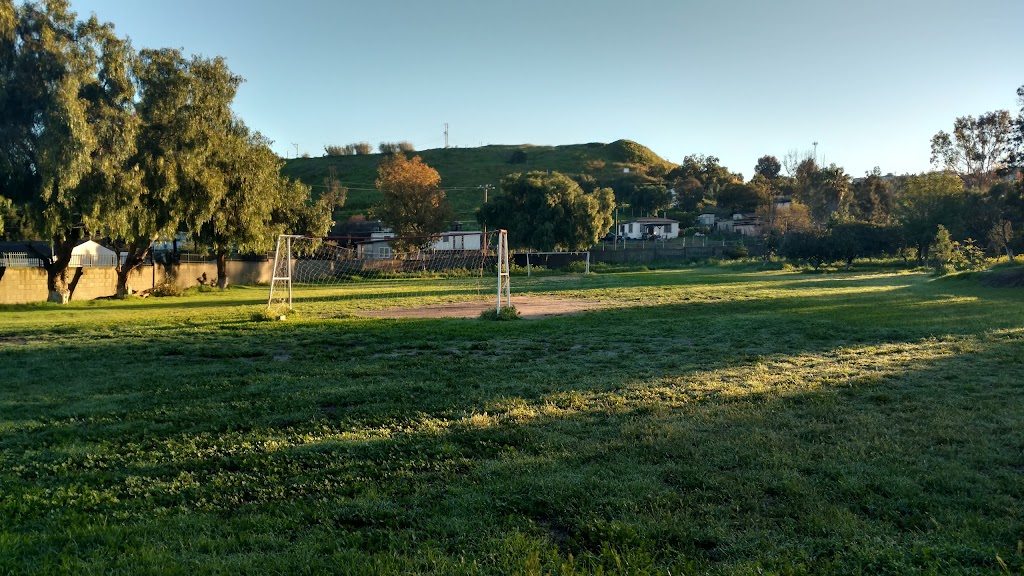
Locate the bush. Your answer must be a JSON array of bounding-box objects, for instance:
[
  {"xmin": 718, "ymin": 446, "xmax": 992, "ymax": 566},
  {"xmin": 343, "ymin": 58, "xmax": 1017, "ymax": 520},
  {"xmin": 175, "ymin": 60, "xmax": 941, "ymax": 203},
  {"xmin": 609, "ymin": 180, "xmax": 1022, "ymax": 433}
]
[
  {"xmin": 149, "ymin": 282, "xmax": 184, "ymax": 297},
  {"xmin": 480, "ymin": 305, "xmax": 520, "ymax": 321},
  {"xmin": 723, "ymin": 245, "xmax": 749, "ymax": 260},
  {"xmin": 379, "ymin": 142, "xmax": 400, "ymax": 154},
  {"xmin": 324, "ymin": 144, "xmax": 355, "ymax": 156},
  {"xmin": 567, "ymin": 260, "xmax": 591, "ymax": 273},
  {"xmin": 398, "ymin": 141, "xmax": 415, "ymax": 152},
  {"xmin": 353, "ymin": 142, "xmax": 373, "ymax": 155}
]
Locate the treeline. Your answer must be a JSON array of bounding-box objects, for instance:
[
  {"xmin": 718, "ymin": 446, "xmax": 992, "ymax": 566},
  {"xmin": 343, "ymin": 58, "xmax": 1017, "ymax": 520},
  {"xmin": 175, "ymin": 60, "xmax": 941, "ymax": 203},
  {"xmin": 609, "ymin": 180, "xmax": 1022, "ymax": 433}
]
[
  {"xmin": 0, "ymin": 1, "xmax": 338, "ymax": 303},
  {"xmin": 324, "ymin": 141, "xmax": 415, "ymax": 156},
  {"xmin": 559, "ymin": 88, "xmax": 1024, "ymax": 270}
]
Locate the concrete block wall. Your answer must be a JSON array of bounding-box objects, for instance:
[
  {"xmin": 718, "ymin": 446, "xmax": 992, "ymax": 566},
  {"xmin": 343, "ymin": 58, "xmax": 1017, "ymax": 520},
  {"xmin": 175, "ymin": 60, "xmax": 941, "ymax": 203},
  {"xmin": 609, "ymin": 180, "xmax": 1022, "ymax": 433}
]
[{"xmin": 0, "ymin": 261, "xmax": 274, "ymax": 304}]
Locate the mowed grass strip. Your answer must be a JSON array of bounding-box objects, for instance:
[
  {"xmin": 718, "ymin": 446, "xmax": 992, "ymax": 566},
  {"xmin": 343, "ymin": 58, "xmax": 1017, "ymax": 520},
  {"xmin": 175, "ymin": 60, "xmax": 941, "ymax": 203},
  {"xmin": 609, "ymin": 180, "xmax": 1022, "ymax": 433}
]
[{"xmin": 0, "ymin": 268, "xmax": 1022, "ymax": 574}]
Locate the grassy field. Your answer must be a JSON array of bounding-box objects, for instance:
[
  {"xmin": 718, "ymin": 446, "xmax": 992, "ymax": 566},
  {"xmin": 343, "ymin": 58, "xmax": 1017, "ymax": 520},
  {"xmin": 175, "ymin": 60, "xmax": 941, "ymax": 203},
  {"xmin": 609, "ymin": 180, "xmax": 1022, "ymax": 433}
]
[{"xmin": 1, "ymin": 265, "xmax": 1023, "ymax": 574}]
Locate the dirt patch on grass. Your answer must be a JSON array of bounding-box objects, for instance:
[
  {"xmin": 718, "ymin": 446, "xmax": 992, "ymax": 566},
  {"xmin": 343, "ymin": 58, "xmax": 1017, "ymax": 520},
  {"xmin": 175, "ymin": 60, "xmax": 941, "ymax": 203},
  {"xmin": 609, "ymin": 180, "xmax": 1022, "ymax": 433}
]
[{"xmin": 358, "ymin": 296, "xmax": 610, "ymax": 320}]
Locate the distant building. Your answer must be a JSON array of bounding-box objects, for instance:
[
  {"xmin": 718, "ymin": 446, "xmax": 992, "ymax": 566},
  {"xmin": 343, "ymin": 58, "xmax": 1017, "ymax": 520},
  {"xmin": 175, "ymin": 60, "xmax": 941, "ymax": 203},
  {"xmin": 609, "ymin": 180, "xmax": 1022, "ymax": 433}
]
[
  {"xmin": 617, "ymin": 217, "xmax": 680, "ymax": 240},
  {"xmin": 356, "ymin": 231, "xmax": 483, "ymax": 259}
]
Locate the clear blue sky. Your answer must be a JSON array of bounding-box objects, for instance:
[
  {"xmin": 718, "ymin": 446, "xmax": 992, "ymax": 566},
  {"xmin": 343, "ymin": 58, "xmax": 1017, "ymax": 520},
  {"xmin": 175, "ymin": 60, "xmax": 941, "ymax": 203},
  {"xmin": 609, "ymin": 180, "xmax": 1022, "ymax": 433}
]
[{"xmin": 69, "ymin": 0, "xmax": 1024, "ymax": 180}]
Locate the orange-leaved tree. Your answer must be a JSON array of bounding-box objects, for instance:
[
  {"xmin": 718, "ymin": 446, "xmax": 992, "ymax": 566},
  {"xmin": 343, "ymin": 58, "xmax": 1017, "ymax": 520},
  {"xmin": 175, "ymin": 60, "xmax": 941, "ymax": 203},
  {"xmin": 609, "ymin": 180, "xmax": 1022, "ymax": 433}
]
[{"xmin": 370, "ymin": 154, "xmax": 452, "ymax": 250}]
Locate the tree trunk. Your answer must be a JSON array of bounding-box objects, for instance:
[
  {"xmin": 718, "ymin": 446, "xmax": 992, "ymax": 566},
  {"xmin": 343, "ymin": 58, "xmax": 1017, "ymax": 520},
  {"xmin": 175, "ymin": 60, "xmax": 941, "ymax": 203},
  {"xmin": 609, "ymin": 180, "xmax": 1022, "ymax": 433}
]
[
  {"xmin": 216, "ymin": 252, "xmax": 229, "ymax": 289},
  {"xmin": 68, "ymin": 267, "xmax": 85, "ymax": 300},
  {"xmin": 47, "ymin": 266, "xmax": 71, "ymax": 304},
  {"xmin": 115, "ymin": 241, "xmax": 151, "ymax": 298},
  {"xmin": 1007, "ymin": 247, "xmax": 1015, "ymax": 262}
]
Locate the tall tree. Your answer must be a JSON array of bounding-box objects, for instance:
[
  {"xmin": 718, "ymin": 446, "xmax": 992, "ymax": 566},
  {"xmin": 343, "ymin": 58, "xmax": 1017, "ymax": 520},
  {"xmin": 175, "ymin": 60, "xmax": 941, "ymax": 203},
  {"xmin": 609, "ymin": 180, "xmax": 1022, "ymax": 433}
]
[
  {"xmin": 477, "ymin": 171, "xmax": 614, "ymax": 251},
  {"xmin": 717, "ymin": 183, "xmax": 763, "ymax": 214},
  {"xmin": 192, "ymin": 123, "xmax": 331, "ymax": 288},
  {"xmin": 896, "ymin": 172, "xmax": 966, "ymax": 263},
  {"xmin": 850, "ymin": 168, "xmax": 896, "ymax": 224},
  {"xmin": 754, "ymin": 155, "xmax": 782, "ymax": 181},
  {"xmin": 0, "ymin": 0, "xmax": 138, "ymax": 302},
  {"xmin": 103, "ymin": 49, "xmax": 241, "ymax": 296},
  {"xmin": 931, "ymin": 110, "xmax": 1013, "ymax": 190},
  {"xmin": 1009, "ymin": 85, "xmax": 1024, "ymax": 173},
  {"xmin": 370, "ymin": 154, "xmax": 452, "ymax": 250},
  {"xmin": 665, "ymin": 154, "xmax": 740, "ymax": 203},
  {"xmin": 795, "ymin": 161, "xmax": 850, "ymax": 225},
  {"xmin": 630, "ymin": 184, "xmax": 672, "ymax": 216}
]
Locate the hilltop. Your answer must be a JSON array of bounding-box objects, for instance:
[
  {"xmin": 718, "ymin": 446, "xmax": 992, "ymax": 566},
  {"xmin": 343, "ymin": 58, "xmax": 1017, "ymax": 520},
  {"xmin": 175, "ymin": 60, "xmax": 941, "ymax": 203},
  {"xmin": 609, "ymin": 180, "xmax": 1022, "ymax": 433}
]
[{"xmin": 280, "ymin": 140, "xmax": 675, "ymax": 222}]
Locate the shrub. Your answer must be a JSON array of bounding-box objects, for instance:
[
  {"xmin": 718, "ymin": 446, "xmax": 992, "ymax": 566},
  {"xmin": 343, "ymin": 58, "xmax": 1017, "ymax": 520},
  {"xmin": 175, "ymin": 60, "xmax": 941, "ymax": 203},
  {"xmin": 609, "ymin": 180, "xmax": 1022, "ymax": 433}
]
[
  {"xmin": 479, "ymin": 305, "xmax": 520, "ymax": 321},
  {"xmin": 149, "ymin": 282, "xmax": 184, "ymax": 297},
  {"xmin": 379, "ymin": 142, "xmax": 400, "ymax": 154},
  {"xmin": 723, "ymin": 245, "xmax": 749, "ymax": 260},
  {"xmin": 353, "ymin": 142, "xmax": 373, "ymax": 155},
  {"xmin": 398, "ymin": 141, "xmax": 415, "ymax": 152},
  {"xmin": 324, "ymin": 144, "xmax": 355, "ymax": 156}
]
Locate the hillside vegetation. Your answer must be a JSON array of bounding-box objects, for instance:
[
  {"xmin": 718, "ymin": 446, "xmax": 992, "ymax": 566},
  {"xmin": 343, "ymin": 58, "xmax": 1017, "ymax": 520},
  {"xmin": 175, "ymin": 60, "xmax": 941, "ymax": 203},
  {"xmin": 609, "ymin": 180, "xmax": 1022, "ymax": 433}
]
[{"xmin": 281, "ymin": 140, "xmax": 675, "ymax": 222}]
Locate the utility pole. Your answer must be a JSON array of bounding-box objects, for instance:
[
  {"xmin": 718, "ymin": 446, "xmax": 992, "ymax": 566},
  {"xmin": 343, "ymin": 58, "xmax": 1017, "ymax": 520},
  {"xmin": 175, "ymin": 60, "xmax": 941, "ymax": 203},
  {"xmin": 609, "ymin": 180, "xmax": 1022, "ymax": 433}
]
[
  {"xmin": 292, "ymin": 143, "xmax": 299, "ymax": 158},
  {"xmin": 481, "ymin": 184, "xmax": 491, "ymax": 256},
  {"xmin": 812, "ymin": 141, "xmax": 818, "ymax": 164},
  {"xmin": 444, "ymin": 123, "xmax": 449, "ymax": 148}
]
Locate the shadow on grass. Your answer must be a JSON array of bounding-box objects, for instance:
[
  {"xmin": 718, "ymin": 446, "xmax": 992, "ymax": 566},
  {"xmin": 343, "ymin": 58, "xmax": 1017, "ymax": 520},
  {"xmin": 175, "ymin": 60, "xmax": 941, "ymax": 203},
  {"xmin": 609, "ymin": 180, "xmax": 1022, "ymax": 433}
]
[{"xmin": 1, "ymin": 329, "xmax": 1021, "ymax": 573}]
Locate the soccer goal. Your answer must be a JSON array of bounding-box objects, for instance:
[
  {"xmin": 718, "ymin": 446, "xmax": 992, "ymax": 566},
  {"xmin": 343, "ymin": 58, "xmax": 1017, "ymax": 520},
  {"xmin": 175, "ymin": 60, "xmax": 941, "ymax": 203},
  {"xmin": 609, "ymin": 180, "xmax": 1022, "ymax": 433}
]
[{"xmin": 266, "ymin": 230, "xmax": 511, "ymax": 316}]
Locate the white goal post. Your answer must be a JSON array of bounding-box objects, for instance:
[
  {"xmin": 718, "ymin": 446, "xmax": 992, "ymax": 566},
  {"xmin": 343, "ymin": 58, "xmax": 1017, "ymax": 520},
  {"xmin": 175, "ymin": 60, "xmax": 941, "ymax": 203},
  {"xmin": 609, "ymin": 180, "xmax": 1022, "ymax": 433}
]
[{"xmin": 266, "ymin": 230, "xmax": 512, "ymax": 315}]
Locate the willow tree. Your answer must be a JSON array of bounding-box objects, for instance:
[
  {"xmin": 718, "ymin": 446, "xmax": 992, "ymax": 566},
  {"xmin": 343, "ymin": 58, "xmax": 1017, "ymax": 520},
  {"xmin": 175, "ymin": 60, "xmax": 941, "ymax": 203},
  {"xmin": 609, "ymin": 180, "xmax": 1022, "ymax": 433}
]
[
  {"xmin": 104, "ymin": 49, "xmax": 240, "ymax": 296},
  {"xmin": 192, "ymin": 122, "xmax": 334, "ymax": 288},
  {"xmin": 0, "ymin": 0, "xmax": 138, "ymax": 302}
]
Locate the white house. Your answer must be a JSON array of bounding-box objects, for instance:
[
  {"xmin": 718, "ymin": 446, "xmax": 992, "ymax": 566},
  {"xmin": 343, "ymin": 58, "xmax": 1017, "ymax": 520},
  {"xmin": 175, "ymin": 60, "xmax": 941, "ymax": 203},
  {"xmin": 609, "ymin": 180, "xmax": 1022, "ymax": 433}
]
[
  {"xmin": 714, "ymin": 213, "xmax": 761, "ymax": 236},
  {"xmin": 617, "ymin": 218, "xmax": 680, "ymax": 240},
  {"xmin": 357, "ymin": 231, "xmax": 483, "ymax": 259}
]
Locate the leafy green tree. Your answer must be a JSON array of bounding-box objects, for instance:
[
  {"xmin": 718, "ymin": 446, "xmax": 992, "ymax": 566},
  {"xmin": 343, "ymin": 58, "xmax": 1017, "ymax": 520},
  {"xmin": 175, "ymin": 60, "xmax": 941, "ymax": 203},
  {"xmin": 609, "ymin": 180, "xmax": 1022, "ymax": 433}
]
[
  {"xmin": 717, "ymin": 183, "xmax": 763, "ymax": 214},
  {"xmin": 850, "ymin": 168, "xmax": 896, "ymax": 224},
  {"xmin": 802, "ymin": 164, "xmax": 851, "ymax": 224},
  {"xmin": 896, "ymin": 172, "xmax": 967, "ymax": 263},
  {"xmin": 665, "ymin": 154, "xmax": 740, "ymax": 203},
  {"xmin": 989, "ymin": 219, "xmax": 1014, "ymax": 261},
  {"xmin": 931, "ymin": 110, "xmax": 1013, "ymax": 190},
  {"xmin": 1009, "ymin": 85, "xmax": 1024, "ymax": 172},
  {"xmin": 829, "ymin": 221, "xmax": 901, "ymax": 268},
  {"xmin": 754, "ymin": 155, "xmax": 782, "ymax": 181},
  {"xmin": 932, "ymin": 225, "xmax": 955, "ymax": 273},
  {"xmin": 630, "ymin": 185, "xmax": 672, "ymax": 216},
  {"xmin": 192, "ymin": 123, "xmax": 333, "ymax": 288},
  {"xmin": 100, "ymin": 49, "xmax": 243, "ymax": 296},
  {"xmin": 477, "ymin": 171, "xmax": 614, "ymax": 251},
  {"xmin": 370, "ymin": 154, "xmax": 452, "ymax": 250},
  {"xmin": 0, "ymin": 0, "xmax": 138, "ymax": 302},
  {"xmin": 779, "ymin": 230, "xmax": 831, "ymax": 270}
]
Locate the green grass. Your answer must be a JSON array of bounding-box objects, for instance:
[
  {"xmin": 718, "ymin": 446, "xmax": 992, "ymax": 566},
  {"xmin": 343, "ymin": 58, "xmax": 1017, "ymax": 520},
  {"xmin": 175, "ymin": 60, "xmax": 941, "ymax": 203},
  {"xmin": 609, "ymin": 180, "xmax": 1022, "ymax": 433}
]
[
  {"xmin": 280, "ymin": 140, "xmax": 673, "ymax": 221},
  {"xmin": 1, "ymin": 267, "xmax": 1023, "ymax": 574}
]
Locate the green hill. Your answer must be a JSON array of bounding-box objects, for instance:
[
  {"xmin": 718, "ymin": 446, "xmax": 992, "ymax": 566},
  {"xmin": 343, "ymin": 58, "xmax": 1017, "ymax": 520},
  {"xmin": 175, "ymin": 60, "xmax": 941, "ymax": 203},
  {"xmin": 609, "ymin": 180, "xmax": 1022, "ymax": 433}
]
[{"xmin": 281, "ymin": 140, "xmax": 675, "ymax": 223}]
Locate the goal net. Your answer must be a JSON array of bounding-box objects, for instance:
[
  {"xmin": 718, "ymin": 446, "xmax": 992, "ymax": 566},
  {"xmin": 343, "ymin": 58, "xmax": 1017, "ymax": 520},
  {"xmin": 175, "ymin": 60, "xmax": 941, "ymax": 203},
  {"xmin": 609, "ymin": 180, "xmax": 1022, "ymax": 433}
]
[{"xmin": 267, "ymin": 230, "xmax": 510, "ymax": 317}]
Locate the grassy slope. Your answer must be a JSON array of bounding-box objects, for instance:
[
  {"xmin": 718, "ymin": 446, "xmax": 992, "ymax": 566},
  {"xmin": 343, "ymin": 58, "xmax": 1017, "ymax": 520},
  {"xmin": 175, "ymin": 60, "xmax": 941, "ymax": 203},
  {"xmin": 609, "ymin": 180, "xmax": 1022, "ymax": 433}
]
[
  {"xmin": 1, "ymin": 268, "xmax": 1023, "ymax": 574},
  {"xmin": 280, "ymin": 141, "xmax": 674, "ymax": 222}
]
